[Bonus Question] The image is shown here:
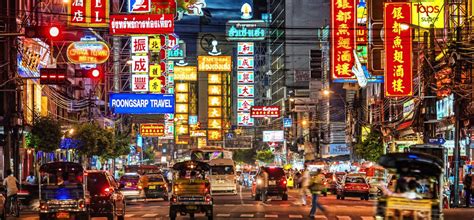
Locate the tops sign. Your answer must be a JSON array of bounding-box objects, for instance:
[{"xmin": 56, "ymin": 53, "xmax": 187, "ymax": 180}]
[
  {"xmin": 250, "ymin": 106, "xmax": 281, "ymax": 118},
  {"xmin": 198, "ymin": 56, "xmax": 232, "ymax": 72},
  {"xmin": 110, "ymin": 14, "xmax": 174, "ymax": 35},
  {"xmin": 226, "ymin": 20, "xmax": 266, "ymax": 41},
  {"xmin": 109, "ymin": 93, "xmax": 175, "ymax": 114},
  {"xmin": 412, "ymin": 0, "xmax": 444, "ymax": 28},
  {"xmin": 67, "ymin": 41, "xmax": 110, "ymax": 64}
]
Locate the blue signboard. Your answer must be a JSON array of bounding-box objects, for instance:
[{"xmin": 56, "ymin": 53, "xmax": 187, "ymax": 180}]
[
  {"xmin": 283, "ymin": 118, "xmax": 292, "ymax": 128},
  {"xmin": 428, "ymin": 137, "xmax": 446, "ymax": 145},
  {"xmin": 109, "ymin": 93, "xmax": 175, "ymax": 114},
  {"xmin": 329, "ymin": 143, "xmax": 350, "ymax": 155}
]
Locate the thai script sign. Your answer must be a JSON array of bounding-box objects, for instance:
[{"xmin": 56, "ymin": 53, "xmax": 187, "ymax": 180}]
[
  {"xmin": 226, "ymin": 20, "xmax": 266, "ymax": 41},
  {"xmin": 110, "ymin": 14, "xmax": 174, "ymax": 35}
]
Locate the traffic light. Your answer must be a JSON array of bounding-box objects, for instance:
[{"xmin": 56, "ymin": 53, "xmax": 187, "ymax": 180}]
[
  {"xmin": 24, "ymin": 25, "xmax": 62, "ymax": 40},
  {"xmin": 40, "ymin": 68, "xmax": 68, "ymax": 85},
  {"xmin": 88, "ymin": 66, "xmax": 103, "ymax": 80}
]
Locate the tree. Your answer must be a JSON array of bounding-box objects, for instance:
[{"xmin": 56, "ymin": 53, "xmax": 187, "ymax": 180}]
[
  {"xmin": 354, "ymin": 127, "xmax": 384, "ymax": 162},
  {"xmin": 29, "ymin": 116, "xmax": 62, "ymax": 152},
  {"xmin": 233, "ymin": 149, "xmax": 256, "ymax": 164},
  {"xmin": 256, "ymin": 149, "xmax": 275, "ymax": 164},
  {"xmin": 101, "ymin": 132, "xmax": 131, "ymax": 160},
  {"xmin": 72, "ymin": 123, "xmax": 113, "ymax": 158}
]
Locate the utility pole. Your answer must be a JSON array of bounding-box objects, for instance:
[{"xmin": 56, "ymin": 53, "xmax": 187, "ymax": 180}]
[{"xmin": 453, "ymin": 26, "xmax": 463, "ymax": 207}]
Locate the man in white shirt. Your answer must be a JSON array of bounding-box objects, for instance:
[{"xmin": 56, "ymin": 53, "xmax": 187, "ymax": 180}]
[{"xmin": 3, "ymin": 169, "xmax": 19, "ymax": 212}]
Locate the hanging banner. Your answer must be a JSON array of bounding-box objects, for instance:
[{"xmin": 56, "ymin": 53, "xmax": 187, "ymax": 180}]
[
  {"xmin": 237, "ymin": 57, "xmax": 255, "ymax": 69},
  {"xmin": 110, "ymin": 14, "xmax": 174, "ymax": 35},
  {"xmin": 384, "ymin": 3, "xmax": 413, "ymax": 97},
  {"xmin": 250, "ymin": 106, "xmax": 281, "ymax": 118},
  {"xmin": 68, "ymin": 0, "xmax": 109, "ymax": 27},
  {"xmin": 331, "ymin": 0, "xmax": 357, "ymax": 80},
  {"xmin": 237, "ymin": 85, "xmax": 254, "ymax": 98},
  {"xmin": 109, "ymin": 93, "xmax": 175, "ymax": 114},
  {"xmin": 237, "ymin": 99, "xmax": 254, "ymax": 111},
  {"xmin": 132, "ymin": 55, "xmax": 149, "ymax": 73},
  {"xmin": 237, "ymin": 71, "xmax": 255, "ymax": 83},
  {"xmin": 237, "ymin": 42, "xmax": 254, "ymax": 55}
]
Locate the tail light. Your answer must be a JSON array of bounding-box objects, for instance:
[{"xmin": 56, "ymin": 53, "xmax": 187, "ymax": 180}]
[
  {"xmin": 205, "ymin": 194, "xmax": 212, "ymax": 203},
  {"xmin": 40, "ymin": 202, "xmax": 48, "ymax": 211},
  {"xmin": 281, "ymin": 179, "xmax": 287, "ymax": 186},
  {"xmin": 171, "ymin": 196, "xmax": 177, "ymax": 203},
  {"xmin": 78, "ymin": 200, "xmax": 85, "ymax": 209},
  {"xmin": 138, "ymin": 185, "xmax": 143, "ymax": 190}
]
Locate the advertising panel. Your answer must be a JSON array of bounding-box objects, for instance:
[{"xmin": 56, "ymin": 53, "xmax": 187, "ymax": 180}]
[
  {"xmin": 237, "ymin": 71, "xmax": 255, "ymax": 83},
  {"xmin": 149, "ymin": 77, "xmax": 163, "ymax": 93},
  {"xmin": 237, "ymin": 85, "xmax": 254, "ymax": 98},
  {"xmin": 67, "ymin": 41, "xmax": 110, "ymax": 64},
  {"xmin": 198, "ymin": 56, "xmax": 232, "ymax": 72},
  {"xmin": 109, "ymin": 93, "xmax": 175, "ymax": 114},
  {"xmin": 250, "ymin": 106, "xmax": 281, "ymax": 118},
  {"xmin": 331, "ymin": 0, "xmax": 357, "ymax": 80},
  {"xmin": 68, "ymin": 0, "xmax": 109, "ymax": 27},
  {"xmin": 384, "ymin": 3, "xmax": 413, "ymax": 97},
  {"xmin": 132, "ymin": 55, "xmax": 149, "ymax": 73},
  {"xmin": 140, "ymin": 123, "xmax": 165, "ymax": 137},
  {"xmin": 128, "ymin": 0, "xmax": 151, "ymax": 13},
  {"xmin": 132, "ymin": 75, "xmax": 149, "ymax": 92},
  {"xmin": 412, "ymin": 0, "xmax": 444, "ymax": 28},
  {"xmin": 403, "ymin": 99, "xmax": 415, "ymax": 120},
  {"xmin": 436, "ymin": 94, "xmax": 454, "ymax": 120},
  {"xmin": 110, "ymin": 14, "xmax": 174, "ymax": 35},
  {"xmin": 226, "ymin": 20, "xmax": 266, "ymax": 41},
  {"xmin": 237, "ymin": 99, "xmax": 254, "ymax": 111},
  {"xmin": 329, "ymin": 143, "xmax": 350, "ymax": 155},
  {"xmin": 17, "ymin": 38, "xmax": 50, "ymax": 78},
  {"xmin": 174, "ymin": 66, "xmax": 197, "ymax": 81},
  {"xmin": 237, "ymin": 56, "xmax": 255, "ymax": 69},
  {"xmin": 131, "ymin": 36, "xmax": 149, "ymax": 54},
  {"xmin": 208, "ymin": 130, "xmax": 222, "ymax": 141},
  {"xmin": 237, "ymin": 112, "xmax": 254, "ymax": 126},
  {"xmin": 262, "ymin": 130, "xmax": 284, "ymax": 142},
  {"xmin": 237, "ymin": 42, "xmax": 254, "ymax": 55}
]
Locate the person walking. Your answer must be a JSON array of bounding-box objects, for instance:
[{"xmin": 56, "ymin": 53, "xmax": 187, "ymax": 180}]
[
  {"xmin": 3, "ymin": 169, "xmax": 19, "ymax": 214},
  {"xmin": 463, "ymin": 168, "xmax": 473, "ymax": 207},
  {"xmin": 300, "ymin": 166, "xmax": 310, "ymax": 206},
  {"xmin": 259, "ymin": 166, "xmax": 269, "ymax": 203},
  {"xmin": 308, "ymin": 169, "xmax": 327, "ymax": 218}
]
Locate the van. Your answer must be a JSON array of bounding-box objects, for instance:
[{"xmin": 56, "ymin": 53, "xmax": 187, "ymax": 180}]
[{"xmin": 209, "ymin": 158, "xmax": 237, "ymax": 195}]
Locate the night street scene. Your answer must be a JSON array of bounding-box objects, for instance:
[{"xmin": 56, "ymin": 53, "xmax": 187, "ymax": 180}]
[{"xmin": 1, "ymin": 0, "xmax": 474, "ymax": 219}]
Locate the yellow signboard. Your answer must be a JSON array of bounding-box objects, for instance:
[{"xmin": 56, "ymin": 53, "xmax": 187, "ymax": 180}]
[
  {"xmin": 190, "ymin": 130, "xmax": 207, "ymax": 137},
  {"xmin": 198, "ymin": 137, "xmax": 207, "ymax": 148},
  {"xmin": 149, "ymin": 64, "xmax": 162, "ymax": 78},
  {"xmin": 174, "ymin": 66, "xmax": 197, "ymax": 81},
  {"xmin": 176, "ymin": 83, "xmax": 189, "ymax": 93},
  {"xmin": 208, "ymin": 74, "xmax": 222, "ymax": 84},
  {"xmin": 208, "ymin": 108, "xmax": 222, "ymax": 118},
  {"xmin": 411, "ymin": 0, "xmax": 445, "ymax": 28},
  {"xmin": 176, "ymin": 93, "xmax": 188, "ymax": 102},
  {"xmin": 208, "ymin": 85, "xmax": 222, "ymax": 95},
  {"xmin": 208, "ymin": 130, "xmax": 222, "ymax": 141},
  {"xmin": 176, "ymin": 104, "xmax": 188, "ymax": 113},
  {"xmin": 208, "ymin": 119, "xmax": 222, "ymax": 129},
  {"xmin": 176, "ymin": 124, "xmax": 189, "ymax": 135},
  {"xmin": 149, "ymin": 77, "xmax": 162, "ymax": 93},
  {"xmin": 198, "ymin": 56, "xmax": 232, "ymax": 72},
  {"xmin": 208, "ymin": 96, "xmax": 222, "ymax": 107}
]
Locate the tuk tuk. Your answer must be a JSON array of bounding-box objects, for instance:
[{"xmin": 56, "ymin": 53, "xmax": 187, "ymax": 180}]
[
  {"xmin": 39, "ymin": 162, "xmax": 89, "ymax": 220},
  {"xmin": 169, "ymin": 160, "xmax": 213, "ymax": 220},
  {"xmin": 376, "ymin": 153, "xmax": 444, "ymax": 220}
]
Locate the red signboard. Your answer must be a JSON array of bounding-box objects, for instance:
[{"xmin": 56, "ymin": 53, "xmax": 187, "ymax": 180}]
[
  {"xmin": 331, "ymin": 0, "xmax": 357, "ymax": 80},
  {"xmin": 109, "ymin": 14, "xmax": 174, "ymax": 35},
  {"xmin": 140, "ymin": 124, "xmax": 165, "ymax": 137},
  {"xmin": 384, "ymin": 3, "xmax": 413, "ymax": 97},
  {"xmin": 250, "ymin": 106, "xmax": 281, "ymax": 118},
  {"xmin": 68, "ymin": 0, "xmax": 109, "ymax": 27}
]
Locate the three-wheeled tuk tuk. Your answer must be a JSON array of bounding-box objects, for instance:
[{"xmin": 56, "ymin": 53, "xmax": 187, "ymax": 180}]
[
  {"xmin": 169, "ymin": 160, "xmax": 213, "ymax": 220},
  {"xmin": 39, "ymin": 162, "xmax": 89, "ymax": 220},
  {"xmin": 376, "ymin": 153, "xmax": 444, "ymax": 220}
]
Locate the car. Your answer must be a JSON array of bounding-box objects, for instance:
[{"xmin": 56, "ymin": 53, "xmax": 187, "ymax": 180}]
[
  {"xmin": 143, "ymin": 174, "xmax": 169, "ymax": 200},
  {"xmin": 367, "ymin": 176, "xmax": 385, "ymax": 198},
  {"xmin": 253, "ymin": 167, "xmax": 288, "ymax": 201},
  {"xmin": 326, "ymin": 172, "xmax": 346, "ymax": 194},
  {"xmin": 87, "ymin": 170, "xmax": 126, "ymax": 220},
  {"xmin": 118, "ymin": 173, "xmax": 141, "ymax": 200},
  {"xmin": 336, "ymin": 175, "xmax": 370, "ymax": 200}
]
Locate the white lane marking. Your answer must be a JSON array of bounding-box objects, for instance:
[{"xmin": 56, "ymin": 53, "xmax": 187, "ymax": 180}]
[
  {"xmin": 280, "ymin": 204, "xmax": 291, "ymax": 207},
  {"xmin": 289, "ymin": 214, "xmax": 304, "ymax": 218},
  {"xmin": 262, "ymin": 203, "xmax": 272, "ymax": 206},
  {"xmin": 142, "ymin": 213, "xmax": 158, "ymax": 217},
  {"xmin": 335, "ymin": 205, "xmax": 348, "ymax": 208},
  {"xmin": 240, "ymin": 214, "xmax": 254, "ymax": 218},
  {"xmin": 354, "ymin": 206, "xmax": 370, "ymax": 209},
  {"xmin": 361, "ymin": 217, "xmax": 375, "ymax": 220},
  {"xmin": 217, "ymin": 214, "xmax": 231, "ymax": 217},
  {"xmin": 242, "ymin": 204, "xmax": 253, "ymax": 206},
  {"xmin": 265, "ymin": 214, "xmax": 279, "ymax": 218},
  {"xmin": 314, "ymin": 215, "xmax": 328, "ymax": 219},
  {"xmin": 224, "ymin": 204, "xmax": 236, "ymax": 206},
  {"xmin": 124, "ymin": 214, "xmax": 135, "ymax": 218},
  {"xmin": 196, "ymin": 213, "xmax": 206, "ymax": 217},
  {"xmin": 336, "ymin": 216, "xmax": 352, "ymax": 220}
]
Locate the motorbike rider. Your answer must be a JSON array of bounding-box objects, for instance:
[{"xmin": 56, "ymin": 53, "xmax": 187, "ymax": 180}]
[{"xmin": 3, "ymin": 169, "xmax": 19, "ymax": 213}]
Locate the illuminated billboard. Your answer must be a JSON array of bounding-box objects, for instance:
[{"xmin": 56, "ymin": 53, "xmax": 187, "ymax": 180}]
[
  {"xmin": 67, "ymin": 41, "xmax": 110, "ymax": 64},
  {"xmin": 174, "ymin": 66, "xmax": 197, "ymax": 81},
  {"xmin": 263, "ymin": 130, "xmax": 284, "ymax": 142},
  {"xmin": 198, "ymin": 56, "xmax": 232, "ymax": 72}
]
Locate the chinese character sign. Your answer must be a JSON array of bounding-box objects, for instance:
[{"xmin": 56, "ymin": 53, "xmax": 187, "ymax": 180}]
[
  {"xmin": 69, "ymin": 0, "xmax": 109, "ymax": 27},
  {"xmin": 237, "ymin": 71, "xmax": 254, "ymax": 83},
  {"xmin": 132, "ymin": 74, "xmax": 149, "ymax": 92},
  {"xmin": 131, "ymin": 36, "xmax": 149, "ymax": 54},
  {"xmin": 237, "ymin": 99, "xmax": 254, "ymax": 111},
  {"xmin": 384, "ymin": 3, "xmax": 412, "ymax": 97},
  {"xmin": 237, "ymin": 57, "xmax": 255, "ymax": 69},
  {"xmin": 237, "ymin": 85, "xmax": 254, "ymax": 98},
  {"xmin": 132, "ymin": 55, "xmax": 149, "ymax": 73},
  {"xmin": 237, "ymin": 112, "xmax": 254, "ymax": 126},
  {"xmin": 237, "ymin": 42, "xmax": 254, "ymax": 55},
  {"xmin": 331, "ymin": 0, "xmax": 356, "ymax": 80}
]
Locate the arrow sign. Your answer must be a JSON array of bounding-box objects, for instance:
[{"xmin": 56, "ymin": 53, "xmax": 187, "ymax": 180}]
[{"xmin": 428, "ymin": 137, "xmax": 446, "ymax": 145}]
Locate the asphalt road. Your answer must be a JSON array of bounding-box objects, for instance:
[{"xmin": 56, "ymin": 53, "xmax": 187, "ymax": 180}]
[{"xmin": 11, "ymin": 186, "xmax": 474, "ymax": 219}]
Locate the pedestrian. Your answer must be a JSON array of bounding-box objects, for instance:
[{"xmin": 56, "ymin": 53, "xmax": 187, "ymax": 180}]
[
  {"xmin": 259, "ymin": 166, "xmax": 269, "ymax": 203},
  {"xmin": 3, "ymin": 169, "xmax": 19, "ymax": 212},
  {"xmin": 300, "ymin": 165, "xmax": 310, "ymax": 206},
  {"xmin": 308, "ymin": 169, "xmax": 327, "ymax": 218},
  {"xmin": 294, "ymin": 171, "xmax": 302, "ymax": 189},
  {"xmin": 463, "ymin": 168, "xmax": 473, "ymax": 207},
  {"xmin": 25, "ymin": 171, "xmax": 36, "ymax": 185}
]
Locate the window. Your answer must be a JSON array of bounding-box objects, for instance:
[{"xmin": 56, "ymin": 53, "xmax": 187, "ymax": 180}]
[{"xmin": 211, "ymin": 166, "xmax": 234, "ymax": 175}]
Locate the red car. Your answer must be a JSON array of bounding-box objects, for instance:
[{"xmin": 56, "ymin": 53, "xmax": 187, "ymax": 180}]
[{"xmin": 336, "ymin": 175, "xmax": 370, "ymax": 200}]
